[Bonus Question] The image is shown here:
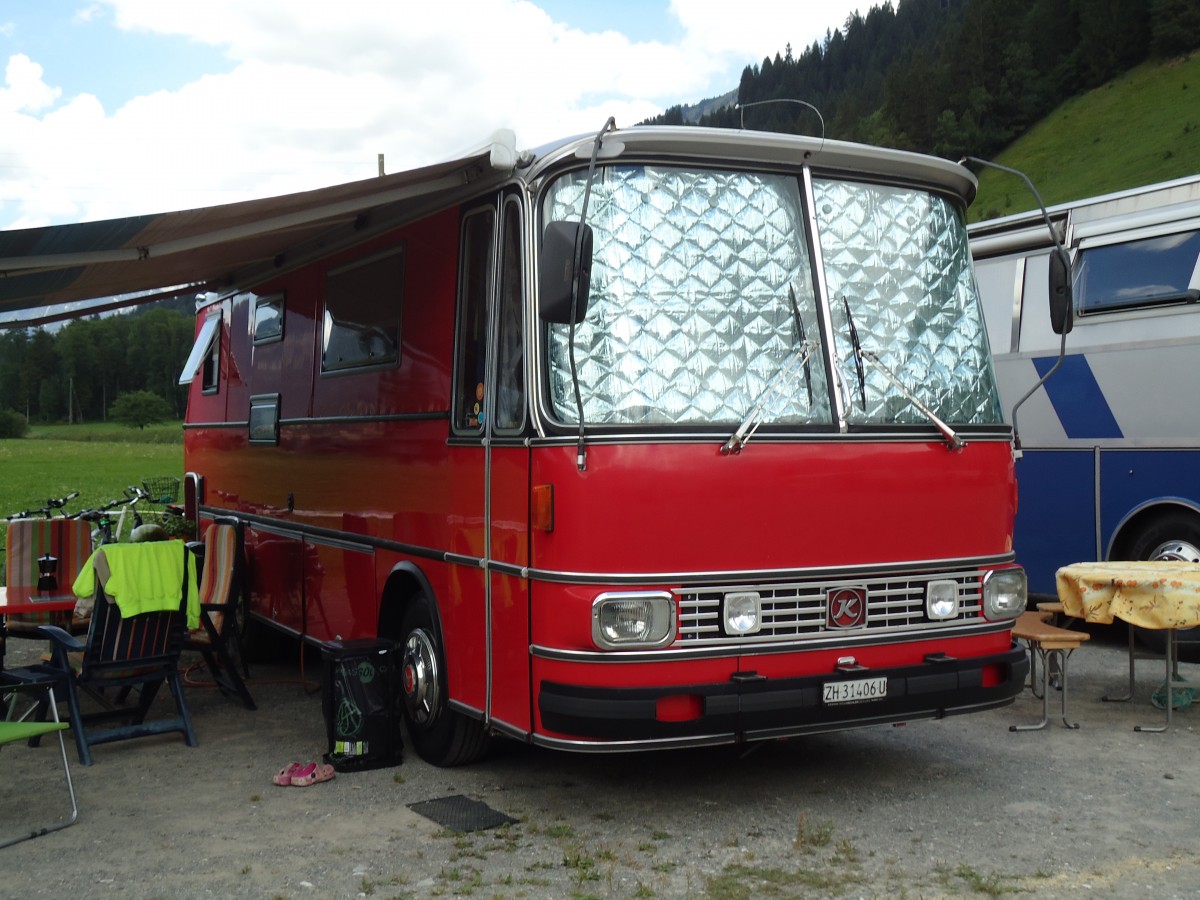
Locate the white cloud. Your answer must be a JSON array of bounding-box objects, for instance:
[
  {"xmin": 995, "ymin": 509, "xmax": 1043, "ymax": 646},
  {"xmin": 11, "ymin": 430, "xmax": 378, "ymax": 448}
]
[
  {"xmin": 671, "ymin": 0, "xmax": 863, "ymax": 61},
  {"xmin": 0, "ymin": 0, "xmax": 864, "ymax": 229},
  {"xmin": 1, "ymin": 54, "xmax": 61, "ymax": 114}
]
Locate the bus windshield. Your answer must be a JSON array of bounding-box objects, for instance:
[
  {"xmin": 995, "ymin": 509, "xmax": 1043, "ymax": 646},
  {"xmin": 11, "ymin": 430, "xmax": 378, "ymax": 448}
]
[{"xmin": 543, "ymin": 165, "xmax": 1001, "ymax": 429}]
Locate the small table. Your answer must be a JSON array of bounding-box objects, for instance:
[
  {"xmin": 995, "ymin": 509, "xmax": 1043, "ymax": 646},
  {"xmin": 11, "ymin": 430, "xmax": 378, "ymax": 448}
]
[
  {"xmin": 1056, "ymin": 561, "xmax": 1200, "ymax": 732},
  {"xmin": 0, "ymin": 586, "xmax": 79, "ymax": 670}
]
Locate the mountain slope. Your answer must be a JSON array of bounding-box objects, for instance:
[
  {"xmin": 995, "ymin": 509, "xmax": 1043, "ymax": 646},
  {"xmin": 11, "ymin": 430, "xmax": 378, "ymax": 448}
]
[{"xmin": 970, "ymin": 52, "xmax": 1200, "ymax": 220}]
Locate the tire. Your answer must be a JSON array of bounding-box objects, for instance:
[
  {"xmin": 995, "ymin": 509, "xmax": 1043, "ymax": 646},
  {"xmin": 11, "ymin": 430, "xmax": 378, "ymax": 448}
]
[
  {"xmin": 400, "ymin": 595, "xmax": 490, "ymax": 767},
  {"xmin": 1124, "ymin": 511, "xmax": 1200, "ymax": 661}
]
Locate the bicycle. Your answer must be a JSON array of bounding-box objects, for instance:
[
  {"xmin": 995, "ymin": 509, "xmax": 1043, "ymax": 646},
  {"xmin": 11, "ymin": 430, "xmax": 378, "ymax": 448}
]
[
  {"xmin": 77, "ymin": 496, "xmax": 137, "ymax": 546},
  {"xmin": 6, "ymin": 491, "xmax": 80, "ymax": 521}
]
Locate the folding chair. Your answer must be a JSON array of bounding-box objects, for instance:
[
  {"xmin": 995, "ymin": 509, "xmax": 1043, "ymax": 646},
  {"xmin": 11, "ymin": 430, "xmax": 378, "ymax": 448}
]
[
  {"xmin": 183, "ymin": 519, "xmax": 256, "ymax": 710},
  {"xmin": 0, "ymin": 678, "xmax": 79, "ymax": 847},
  {"xmin": 40, "ymin": 540, "xmax": 200, "ymax": 765}
]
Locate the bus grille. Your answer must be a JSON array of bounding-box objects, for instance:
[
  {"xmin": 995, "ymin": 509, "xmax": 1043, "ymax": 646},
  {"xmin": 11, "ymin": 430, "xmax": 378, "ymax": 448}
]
[{"xmin": 674, "ymin": 568, "xmax": 986, "ymax": 646}]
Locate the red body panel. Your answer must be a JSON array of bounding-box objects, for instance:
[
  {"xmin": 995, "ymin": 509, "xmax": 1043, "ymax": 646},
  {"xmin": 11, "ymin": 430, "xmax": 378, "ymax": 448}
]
[{"xmin": 531, "ymin": 441, "xmax": 1015, "ymax": 581}]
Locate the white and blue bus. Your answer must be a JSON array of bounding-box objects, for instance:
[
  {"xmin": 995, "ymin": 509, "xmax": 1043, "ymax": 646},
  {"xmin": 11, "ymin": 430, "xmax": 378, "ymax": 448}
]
[{"xmin": 970, "ymin": 175, "xmax": 1200, "ymax": 598}]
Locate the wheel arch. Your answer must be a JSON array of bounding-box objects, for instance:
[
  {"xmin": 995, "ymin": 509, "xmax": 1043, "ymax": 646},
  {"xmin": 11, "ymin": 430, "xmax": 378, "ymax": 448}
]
[
  {"xmin": 378, "ymin": 562, "xmax": 442, "ymax": 643},
  {"xmin": 1107, "ymin": 497, "xmax": 1200, "ymax": 560}
]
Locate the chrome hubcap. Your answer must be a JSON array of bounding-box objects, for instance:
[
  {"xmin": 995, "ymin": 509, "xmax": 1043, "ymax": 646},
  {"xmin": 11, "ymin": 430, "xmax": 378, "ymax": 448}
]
[
  {"xmin": 1151, "ymin": 540, "xmax": 1200, "ymax": 563},
  {"xmin": 401, "ymin": 629, "xmax": 440, "ymax": 725}
]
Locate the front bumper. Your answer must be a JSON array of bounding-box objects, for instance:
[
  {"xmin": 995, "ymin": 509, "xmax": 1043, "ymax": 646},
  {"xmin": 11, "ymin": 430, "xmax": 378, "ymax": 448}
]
[{"xmin": 537, "ymin": 643, "xmax": 1028, "ymax": 747}]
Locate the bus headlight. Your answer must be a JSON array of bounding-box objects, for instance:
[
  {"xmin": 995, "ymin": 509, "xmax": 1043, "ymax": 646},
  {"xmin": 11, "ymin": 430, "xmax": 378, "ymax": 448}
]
[
  {"xmin": 723, "ymin": 592, "xmax": 762, "ymax": 635},
  {"xmin": 926, "ymin": 580, "xmax": 959, "ymax": 620},
  {"xmin": 592, "ymin": 592, "xmax": 676, "ymax": 649},
  {"xmin": 983, "ymin": 568, "xmax": 1027, "ymax": 620}
]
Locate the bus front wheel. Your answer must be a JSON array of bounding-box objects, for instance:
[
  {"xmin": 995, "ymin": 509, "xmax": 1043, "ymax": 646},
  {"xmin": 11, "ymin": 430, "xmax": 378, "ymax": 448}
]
[
  {"xmin": 1126, "ymin": 512, "xmax": 1200, "ymax": 661},
  {"xmin": 399, "ymin": 596, "xmax": 490, "ymax": 767}
]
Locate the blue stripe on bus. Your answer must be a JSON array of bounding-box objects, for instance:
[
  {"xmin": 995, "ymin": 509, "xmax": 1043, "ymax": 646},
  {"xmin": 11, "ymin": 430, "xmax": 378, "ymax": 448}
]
[{"xmin": 1032, "ymin": 354, "xmax": 1123, "ymax": 439}]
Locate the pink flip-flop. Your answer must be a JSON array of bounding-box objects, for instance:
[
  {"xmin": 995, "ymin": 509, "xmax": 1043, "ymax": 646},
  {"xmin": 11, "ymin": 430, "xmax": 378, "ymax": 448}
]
[
  {"xmin": 291, "ymin": 762, "xmax": 335, "ymax": 786},
  {"xmin": 273, "ymin": 761, "xmax": 310, "ymax": 786}
]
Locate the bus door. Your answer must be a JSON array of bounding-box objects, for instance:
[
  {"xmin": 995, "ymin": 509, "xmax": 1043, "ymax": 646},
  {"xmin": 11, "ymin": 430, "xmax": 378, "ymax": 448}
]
[
  {"xmin": 455, "ymin": 194, "xmax": 532, "ymax": 735},
  {"xmin": 487, "ymin": 195, "xmax": 531, "ymax": 735}
]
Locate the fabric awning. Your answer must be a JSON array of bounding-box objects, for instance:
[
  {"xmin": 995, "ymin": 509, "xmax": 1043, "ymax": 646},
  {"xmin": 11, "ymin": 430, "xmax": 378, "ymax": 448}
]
[{"xmin": 0, "ymin": 131, "xmax": 519, "ymax": 328}]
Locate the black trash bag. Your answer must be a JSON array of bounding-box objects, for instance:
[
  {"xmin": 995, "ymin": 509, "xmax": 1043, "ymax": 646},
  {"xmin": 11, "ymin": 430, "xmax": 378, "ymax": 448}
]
[{"xmin": 321, "ymin": 639, "xmax": 403, "ymax": 772}]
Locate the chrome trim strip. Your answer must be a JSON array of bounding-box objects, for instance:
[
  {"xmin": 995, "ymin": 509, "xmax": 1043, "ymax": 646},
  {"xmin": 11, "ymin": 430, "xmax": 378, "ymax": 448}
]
[
  {"xmin": 1009, "ymin": 255, "xmax": 1025, "ymax": 356},
  {"xmin": 523, "ymin": 428, "xmax": 1013, "ymax": 445},
  {"xmin": 281, "ymin": 412, "xmax": 448, "ymax": 426},
  {"xmin": 804, "ymin": 165, "xmax": 847, "ymax": 432},
  {"xmin": 185, "ymin": 420, "xmax": 247, "ymax": 430},
  {"xmin": 523, "ymin": 553, "xmax": 1016, "ymax": 587},
  {"xmin": 531, "ymin": 732, "xmax": 737, "ymax": 753},
  {"xmin": 1094, "ymin": 445, "xmax": 1103, "ymax": 561},
  {"xmin": 486, "ymin": 717, "xmax": 530, "ymax": 741},
  {"xmin": 530, "ymin": 619, "xmax": 1010, "ymax": 663},
  {"xmin": 448, "ymin": 698, "xmax": 485, "ymax": 720}
]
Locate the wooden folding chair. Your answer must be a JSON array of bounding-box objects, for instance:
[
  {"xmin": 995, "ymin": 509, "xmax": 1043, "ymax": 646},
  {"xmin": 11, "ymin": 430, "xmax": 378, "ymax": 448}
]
[
  {"xmin": 183, "ymin": 519, "xmax": 256, "ymax": 710},
  {"xmin": 0, "ymin": 678, "xmax": 79, "ymax": 847},
  {"xmin": 40, "ymin": 540, "xmax": 199, "ymax": 765}
]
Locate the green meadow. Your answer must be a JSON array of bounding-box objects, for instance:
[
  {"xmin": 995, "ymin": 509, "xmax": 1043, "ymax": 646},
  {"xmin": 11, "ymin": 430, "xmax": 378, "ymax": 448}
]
[{"xmin": 1, "ymin": 423, "xmax": 183, "ymax": 520}]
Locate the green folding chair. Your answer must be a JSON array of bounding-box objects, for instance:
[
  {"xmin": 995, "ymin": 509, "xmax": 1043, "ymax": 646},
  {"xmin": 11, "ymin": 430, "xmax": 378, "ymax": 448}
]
[{"xmin": 0, "ymin": 679, "xmax": 79, "ymax": 848}]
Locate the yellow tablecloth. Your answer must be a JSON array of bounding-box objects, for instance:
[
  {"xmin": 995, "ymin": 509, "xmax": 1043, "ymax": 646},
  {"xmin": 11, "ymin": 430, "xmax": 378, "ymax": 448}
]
[{"xmin": 1056, "ymin": 561, "xmax": 1200, "ymax": 630}]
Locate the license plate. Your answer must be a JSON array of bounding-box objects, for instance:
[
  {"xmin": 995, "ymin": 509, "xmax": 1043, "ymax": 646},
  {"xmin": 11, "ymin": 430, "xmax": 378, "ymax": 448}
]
[{"xmin": 823, "ymin": 676, "xmax": 888, "ymax": 705}]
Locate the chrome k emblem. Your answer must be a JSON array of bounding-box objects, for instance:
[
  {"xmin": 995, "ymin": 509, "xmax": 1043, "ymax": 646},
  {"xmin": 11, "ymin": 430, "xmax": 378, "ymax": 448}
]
[{"xmin": 827, "ymin": 587, "xmax": 868, "ymax": 629}]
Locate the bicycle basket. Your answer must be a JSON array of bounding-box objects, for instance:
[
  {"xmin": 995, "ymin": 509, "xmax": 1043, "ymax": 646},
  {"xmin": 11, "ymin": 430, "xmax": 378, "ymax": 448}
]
[{"xmin": 142, "ymin": 476, "xmax": 181, "ymax": 505}]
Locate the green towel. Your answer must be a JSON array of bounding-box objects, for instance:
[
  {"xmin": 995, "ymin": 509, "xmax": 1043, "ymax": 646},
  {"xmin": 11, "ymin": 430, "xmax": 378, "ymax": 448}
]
[{"xmin": 73, "ymin": 541, "xmax": 200, "ymax": 629}]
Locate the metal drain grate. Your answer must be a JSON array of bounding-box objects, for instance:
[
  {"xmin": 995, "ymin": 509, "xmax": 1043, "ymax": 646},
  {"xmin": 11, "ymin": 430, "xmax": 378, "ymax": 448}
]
[{"xmin": 407, "ymin": 794, "xmax": 517, "ymax": 832}]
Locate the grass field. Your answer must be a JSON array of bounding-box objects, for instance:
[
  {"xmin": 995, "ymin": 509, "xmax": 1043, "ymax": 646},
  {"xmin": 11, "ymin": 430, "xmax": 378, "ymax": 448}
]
[{"xmin": 1, "ymin": 423, "xmax": 184, "ymax": 520}]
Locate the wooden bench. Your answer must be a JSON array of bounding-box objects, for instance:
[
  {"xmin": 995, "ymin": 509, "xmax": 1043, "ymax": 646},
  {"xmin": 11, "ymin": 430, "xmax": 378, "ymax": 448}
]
[
  {"xmin": 1035, "ymin": 600, "xmax": 1067, "ymax": 627},
  {"xmin": 1010, "ymin": 610, "xmax": 1090, "ymax": 732}
]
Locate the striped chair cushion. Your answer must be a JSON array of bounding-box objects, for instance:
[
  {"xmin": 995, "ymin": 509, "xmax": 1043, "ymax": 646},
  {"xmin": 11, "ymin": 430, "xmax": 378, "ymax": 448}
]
[
  {"xmin": 4, "ymin": 519, "xmax": 92, "ymax": 633},
  {"xmin": 187, "ymin": 522, "xmax": 237, "ymax": 644}
]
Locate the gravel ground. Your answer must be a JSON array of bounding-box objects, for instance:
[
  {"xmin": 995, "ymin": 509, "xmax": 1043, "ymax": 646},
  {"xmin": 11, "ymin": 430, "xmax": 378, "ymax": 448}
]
[{"xmin": 2, "ymin": 624, "xmax": 1199, "ymax": 899}]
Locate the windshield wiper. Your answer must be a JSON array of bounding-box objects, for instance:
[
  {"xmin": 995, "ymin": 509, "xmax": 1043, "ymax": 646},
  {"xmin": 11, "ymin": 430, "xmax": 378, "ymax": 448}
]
[
  {"xmin": 721, "ymin": 342, "xmax": 814, "ymax": 455},
  {"xmin": 842, "ymin": 300, "xmax": 965, "ymax": 451},
  {"xmin": 842, "ymin": 298, "xmax": 867, "ymax": 411},
  {"xmin": 788, "ymin": 286, "xmax": 815, "ymax": 410}
]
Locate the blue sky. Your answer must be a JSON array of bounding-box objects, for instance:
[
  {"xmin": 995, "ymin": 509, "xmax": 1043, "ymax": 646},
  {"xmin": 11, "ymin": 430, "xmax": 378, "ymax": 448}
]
[{"xmin": 0, "ymin": 0, "xmax": 864, "ymax": 230}]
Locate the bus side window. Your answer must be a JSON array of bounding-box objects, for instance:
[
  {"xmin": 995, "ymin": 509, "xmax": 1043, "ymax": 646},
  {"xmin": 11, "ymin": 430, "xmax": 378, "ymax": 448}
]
[
  {"xmin": 1076, "ymin": 229, "xmax": 1200, "ymax": 315},
  {"xmin": 494, "ymin": 199, "xmax": 525, "ymax": 432},
  {"xmin": 455, "ymin": 208, "xmax": 496, "ymax": 431}
]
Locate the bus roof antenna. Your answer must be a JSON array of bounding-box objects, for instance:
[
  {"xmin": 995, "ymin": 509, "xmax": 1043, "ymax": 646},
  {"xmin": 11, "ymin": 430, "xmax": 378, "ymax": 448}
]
[{"xmin": 734, "ymin": 99, "xmax": 825, "ymax": 152}]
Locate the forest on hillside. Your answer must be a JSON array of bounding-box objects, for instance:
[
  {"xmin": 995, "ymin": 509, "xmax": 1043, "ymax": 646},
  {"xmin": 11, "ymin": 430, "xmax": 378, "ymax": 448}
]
[
  {"xmin": 645, "ymin": 0, "xmax": 1200, "ymax": 161},
  {"xmin": 0, "ymin": 302, "xmax": 195, "ymax": 427}
]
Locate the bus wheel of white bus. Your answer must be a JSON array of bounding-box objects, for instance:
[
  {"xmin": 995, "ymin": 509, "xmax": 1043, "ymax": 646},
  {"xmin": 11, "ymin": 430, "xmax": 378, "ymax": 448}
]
[
  {"xmin": 400, "ymin": 597, "xmax": 490, "ymax": 767},
  {"xmin": 1127, "ymin": 513, "xmax": 1200, "ymax": 662}
]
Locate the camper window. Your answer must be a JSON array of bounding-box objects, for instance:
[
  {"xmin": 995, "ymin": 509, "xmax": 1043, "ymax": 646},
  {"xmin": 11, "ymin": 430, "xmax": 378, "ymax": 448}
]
[
  {"xmin": 454, "ymin": 208, "xmax": 496, "ymax": 432},
  {"xmin": 1076, "ymin": 229, "xmax": 1200, "ymax": 316},
  {"xmin": 178, "ymin": 315, "xmax": 221, "ymax": 393},
  {"xmin": 249, "ymin": 393, "xmax": 280, "ymax": 445},
  {"xmin": 321, "ymin": 247, "xmax": 404, "ymax": 372},
  {"xmin": 495, "ymin": 198, "xmax": 525, "ymax": 433},
  {"xmin": 252, "ymin": 292, "xmax": 285, "ymax": 344}
]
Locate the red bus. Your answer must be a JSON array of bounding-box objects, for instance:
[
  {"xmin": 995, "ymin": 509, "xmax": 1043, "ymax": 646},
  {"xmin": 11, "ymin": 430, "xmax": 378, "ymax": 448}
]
[{"xmin": 180, "ymin": 124, "xmax": 1030, "ymax": 765}]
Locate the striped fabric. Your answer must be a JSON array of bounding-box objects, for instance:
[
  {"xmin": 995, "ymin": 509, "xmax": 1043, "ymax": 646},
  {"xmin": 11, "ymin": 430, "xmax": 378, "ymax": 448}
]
[
  {"xmin": 85, "ymin": 602, "xmax": 178, "ymax": 679},
  {"xmin": 187, "ymin": 523, "xmax": 236, "ymax": 645},
  {"xmin": 4, "ymin": 518, "xmax": 92, "ymax": 632}
]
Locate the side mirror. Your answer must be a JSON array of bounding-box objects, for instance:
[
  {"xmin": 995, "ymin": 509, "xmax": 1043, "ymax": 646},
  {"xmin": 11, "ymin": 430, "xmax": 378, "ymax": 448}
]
[
  {"xmin": 538, "ymin": 221, "xmax": 593, "ymax": 324},
  {"xmin": 1048, "ymin": 248, "xmax": 1074, "ymax": 335}
]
